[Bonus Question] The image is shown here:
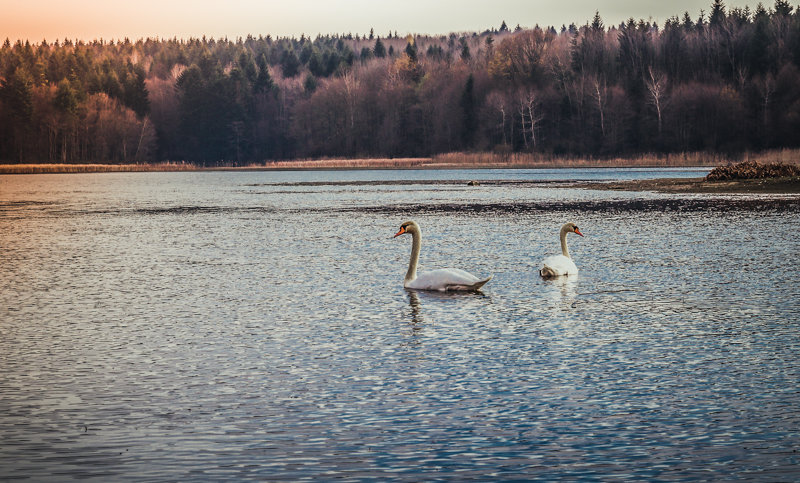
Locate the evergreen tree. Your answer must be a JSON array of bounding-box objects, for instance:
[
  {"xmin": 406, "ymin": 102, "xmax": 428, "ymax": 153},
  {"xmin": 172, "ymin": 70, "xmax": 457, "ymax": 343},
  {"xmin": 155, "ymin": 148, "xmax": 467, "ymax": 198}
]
[
  {"xmin": 774, "ymin": 0, "xmax": 793, "ymax": 16},
  {"xmin": 460, "ymin": 38, "xmax": 471, "ymax": 61},
  {"xmin": 0, "ymin": 66, "xmax": 34, "ymax": 161},
  {"xmin": 254, "ymin": 59, "xmax": 275, "ymax": 94},
  {"xmin": 460, "ymin": 74, "xmax": 476, "ymax": 147},
  {"xmin": 54, "ymin": 78, "xmax": 79, "ymax": 116},
  {"xmin": 280, "ymin": 48, "xmax": 301, "ymax": 77},
  {"xmin": 308, "ymin": 51, "xmax": 325, "ymax": 77},
  {"xmin": 0, "ymin": 66, "xmax": 33, "ymax": 123},
  {"xmin": 123, "ymin": 63, "xmax": 150, "ymax": 118},
  {"xmin": 373, "ymin": 37, "xmax": 386, "ymax": 58},
  {"xmin": 405, "ymin": 41, "xmax": 417, "ymax": 62},
  {"xmin": 303, "ymin": 74, "xmax": 317, "ymax": 93},
  {"xmin": 748, "ymin": 9, "xmax": 771, "ymax": 74},
  {"xmin": 360, "ymin": 47, "xmax": 373, "ymax": 64},
  {"xmin": 682, "ymin": 11, "xmax": 695, "ymax": 30},
  {"xmin": 710, "ymin": 0, "xmax": 726, "ymax": 27},
  {"xmin": 591, "ymin": 11, "xmax": 604, "ymax": 31}
]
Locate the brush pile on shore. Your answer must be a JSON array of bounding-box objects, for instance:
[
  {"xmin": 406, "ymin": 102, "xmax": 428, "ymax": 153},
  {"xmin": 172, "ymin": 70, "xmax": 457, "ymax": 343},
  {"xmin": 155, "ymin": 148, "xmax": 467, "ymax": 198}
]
[{"xmin": 705, "ymin": 160, "xmax": 800, "ymax": 181}]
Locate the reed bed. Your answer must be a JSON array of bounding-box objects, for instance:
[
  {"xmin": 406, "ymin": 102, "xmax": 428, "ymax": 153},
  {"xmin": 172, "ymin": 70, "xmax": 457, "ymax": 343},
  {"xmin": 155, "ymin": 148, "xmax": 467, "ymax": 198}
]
[
  {"xmin": 432, "ymin": 149, "xmax": 800, "ymax": 168},
  {"xmin": 0, "ymin": 162, "xmax": 197, "ymax": 174},
  {"xmin": 2, "ymin": 149, "xmax": 797, "ymax": 173},
  {"xmin": 257, "ymin": 158, "xmax": 432, "ymax": 170},
  {"xmin": 706, "ymin": 159, "xmax": 800, "ymax": 181}
]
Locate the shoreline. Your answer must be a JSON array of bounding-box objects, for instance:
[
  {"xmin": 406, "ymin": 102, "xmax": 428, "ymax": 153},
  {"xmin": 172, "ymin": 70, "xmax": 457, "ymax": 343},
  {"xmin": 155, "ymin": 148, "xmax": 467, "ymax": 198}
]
[
  {"xmin": 2, "ymin": 163, "xmax": 799, "ymax": 194},
  {"xmin": 0, "ymin": 159, "xmax": 718, "ymax": 175}
]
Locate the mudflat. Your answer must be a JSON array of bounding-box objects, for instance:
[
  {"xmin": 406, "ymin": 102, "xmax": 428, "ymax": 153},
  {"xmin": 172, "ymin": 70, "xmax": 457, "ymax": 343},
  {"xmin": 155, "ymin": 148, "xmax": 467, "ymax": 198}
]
[{"xmin": 578, "ymin": 177, "xmax": 800, "ymax": 194}]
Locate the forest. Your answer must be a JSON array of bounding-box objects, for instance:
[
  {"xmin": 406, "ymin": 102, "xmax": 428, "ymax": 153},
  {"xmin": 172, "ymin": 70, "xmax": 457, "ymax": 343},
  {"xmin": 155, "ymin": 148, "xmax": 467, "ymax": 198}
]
[{"xmin": 1, "ymin": 0, "xmax": 799, "ymax": 165}]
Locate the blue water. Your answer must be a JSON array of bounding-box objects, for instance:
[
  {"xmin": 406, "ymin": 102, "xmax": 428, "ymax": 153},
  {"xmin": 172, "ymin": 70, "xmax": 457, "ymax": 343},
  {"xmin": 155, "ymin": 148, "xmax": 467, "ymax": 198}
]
[{"xmin": 1, "ymin": 168, "xmax": 799, "ymax": 480}]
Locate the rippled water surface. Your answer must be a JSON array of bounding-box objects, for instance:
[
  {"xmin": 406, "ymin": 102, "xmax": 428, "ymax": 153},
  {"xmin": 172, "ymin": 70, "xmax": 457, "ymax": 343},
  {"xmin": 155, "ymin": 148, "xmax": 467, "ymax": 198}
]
[{"xmin": 2, "ymin": 168, "xmax": 799, "ymax": 481}]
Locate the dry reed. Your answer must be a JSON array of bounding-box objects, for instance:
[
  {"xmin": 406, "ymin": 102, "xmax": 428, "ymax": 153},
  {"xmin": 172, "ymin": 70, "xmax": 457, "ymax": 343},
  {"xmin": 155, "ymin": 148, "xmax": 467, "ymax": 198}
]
[
  {"xmin": 0, "ymin": 162, "xmax": 197, "ymax": 174},
  {"xmin": 432, "ymin": 149, "xmax": 800, "ymax": 168},
  {"xmin": 2, "ymin": 149, "xmax": 797, "ymax": 174},
  {"xmin": 706, "ymin": 159, "xmax": 800, "ymax": 181}
]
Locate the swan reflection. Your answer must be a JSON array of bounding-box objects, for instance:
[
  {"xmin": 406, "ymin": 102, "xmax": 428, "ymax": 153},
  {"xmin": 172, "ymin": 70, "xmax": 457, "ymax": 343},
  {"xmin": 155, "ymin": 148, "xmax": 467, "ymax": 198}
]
[
  {"xmin": 405, "ymin": 288, "xmax": 490, "ymax": 327},
  {"xmin": 406, "ymin": 289, "xmax": 424, "ymax": 327},
  {"xmin": 542, "ymin": 273, "xmax": 580, "ymax": 309}
]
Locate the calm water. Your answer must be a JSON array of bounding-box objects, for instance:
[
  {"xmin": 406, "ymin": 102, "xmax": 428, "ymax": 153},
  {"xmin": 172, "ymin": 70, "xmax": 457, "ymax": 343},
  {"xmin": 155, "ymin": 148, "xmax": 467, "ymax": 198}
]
[{"xmin": 1, "ymin": 168, "xmax": 799, "ymax": 481}]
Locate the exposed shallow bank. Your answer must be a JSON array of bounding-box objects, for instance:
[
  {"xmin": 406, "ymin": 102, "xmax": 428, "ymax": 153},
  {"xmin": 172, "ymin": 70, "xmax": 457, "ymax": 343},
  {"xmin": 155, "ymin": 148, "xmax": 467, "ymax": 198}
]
[{"xmin": 577, "ymin": 177, "xmax": 800, "ymax": 194}]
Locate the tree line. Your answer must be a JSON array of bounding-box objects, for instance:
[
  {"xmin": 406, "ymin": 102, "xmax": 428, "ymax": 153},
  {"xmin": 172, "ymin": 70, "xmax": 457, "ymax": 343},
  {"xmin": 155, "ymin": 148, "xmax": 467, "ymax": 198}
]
[{"xmin": 1, "ymin": 0, "xmax": 799, "ymax": 165}]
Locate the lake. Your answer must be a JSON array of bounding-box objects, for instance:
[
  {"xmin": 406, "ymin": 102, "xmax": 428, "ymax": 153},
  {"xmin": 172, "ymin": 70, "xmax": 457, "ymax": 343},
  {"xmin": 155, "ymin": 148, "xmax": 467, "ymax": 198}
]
[{"xmin": 1, "ymin": 168, "xmax": 799, "ymax": 480}]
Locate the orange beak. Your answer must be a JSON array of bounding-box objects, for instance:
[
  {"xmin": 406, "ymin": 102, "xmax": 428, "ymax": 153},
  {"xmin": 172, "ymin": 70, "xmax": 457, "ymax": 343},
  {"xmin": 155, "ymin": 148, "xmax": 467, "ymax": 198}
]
[
  {"xmin": 393, "ymin": 226, "xmax": 406, "ymax": 238},
  {"xmin": 574, "ymin": 228, "xmax": 584, "ymax": 237}
]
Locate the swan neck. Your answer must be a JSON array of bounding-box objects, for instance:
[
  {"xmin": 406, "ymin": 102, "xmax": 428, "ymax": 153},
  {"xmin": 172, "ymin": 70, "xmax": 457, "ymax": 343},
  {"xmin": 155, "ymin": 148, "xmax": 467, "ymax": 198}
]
[
  {"xmin": 560, "ymin": 227, "xmax": 571, "ymax": 258},
  {"xmin": 406, "ymin": 229, "xmax": 420, "ymax": 283}
]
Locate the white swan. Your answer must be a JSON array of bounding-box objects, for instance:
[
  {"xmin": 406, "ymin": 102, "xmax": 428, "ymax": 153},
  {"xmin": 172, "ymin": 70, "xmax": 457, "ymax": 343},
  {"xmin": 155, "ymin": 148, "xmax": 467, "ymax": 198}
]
[
  {"xmin": 540, "ymin": 222, "xmax": 584, "ymax": 278},
  {"xmin": 393, "ymin": 220, "xmax": 492, "ymax": 291}
]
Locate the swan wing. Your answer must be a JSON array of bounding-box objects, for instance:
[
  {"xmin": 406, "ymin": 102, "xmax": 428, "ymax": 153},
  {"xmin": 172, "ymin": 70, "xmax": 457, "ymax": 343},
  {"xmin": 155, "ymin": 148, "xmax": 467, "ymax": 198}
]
[
  {"xmin": 407, "ymin": 268, "xmax": 492, "ymax": 291},
  {"xmin": 540, "ymin": 255, "xmax": 578, "ymax": 278}
]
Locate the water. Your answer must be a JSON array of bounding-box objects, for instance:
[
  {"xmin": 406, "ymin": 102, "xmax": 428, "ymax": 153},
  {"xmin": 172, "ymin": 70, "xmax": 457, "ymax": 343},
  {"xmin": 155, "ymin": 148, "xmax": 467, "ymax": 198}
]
[{"xmin": 2, "ymin": 168, "xmax": 799, "ymax": 481}]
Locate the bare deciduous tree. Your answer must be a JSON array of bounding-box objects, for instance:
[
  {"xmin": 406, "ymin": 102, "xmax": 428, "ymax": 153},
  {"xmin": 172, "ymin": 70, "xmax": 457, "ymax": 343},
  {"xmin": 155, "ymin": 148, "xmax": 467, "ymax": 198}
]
[
  {"xmin": 645, "ymin": 66, "xmax": 667, "ymax": 136},
  {"xmin": 591, "ymin": 76, "xmax": 607, "ymax": 139},
  {"xmin": 517, "ymin": 88, "xmax": 544, "ymax": 150}
]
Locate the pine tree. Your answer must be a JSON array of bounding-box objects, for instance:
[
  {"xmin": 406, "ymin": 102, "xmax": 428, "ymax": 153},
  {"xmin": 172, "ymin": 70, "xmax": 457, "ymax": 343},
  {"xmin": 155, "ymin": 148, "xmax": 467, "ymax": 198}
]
[
  {"xmin": 254, "ymin": 58, "xmax": 275, "ymax": 94},
  {"xmin": 405, "ymin": 41, "xmax": 417, "ymax": 62},
  {"xmin": 460, "ymin": 38, "xmax": 471, "ymax": 61},
  {"xmin": 280, "ymin": 48, "xmax": 301, "ymax": 77},
  {"xmin": 774, "ymin": 0, "xmax": 793, "ymax": 16},
  {"xmin": 0, "ymin": 67, "xmax": 34, "ymax": 161},
  {"xmin": 682, "ymin": 11, "xmax": 694, "ymax": 30},
  {"xmin": 591, "ymin": 11, "xmax": 604, "ymax": 31},
  {"xmin": 373, "ymin": 37, "xmax": 386, "ymax": 58},
  {"xmin": 710, "ymin": 0, "xmax": 726, "ymax": 27},
  {"xmin": 460, "ymin": 74, "xmax": 476, "ymax": 147}
]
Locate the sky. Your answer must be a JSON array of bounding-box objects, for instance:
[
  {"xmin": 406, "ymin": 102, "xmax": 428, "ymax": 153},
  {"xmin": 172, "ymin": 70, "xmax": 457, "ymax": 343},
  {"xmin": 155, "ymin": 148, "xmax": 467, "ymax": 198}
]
[{"xmin": 3, "ymin": 0, "xmax": 765, "ymax": 43}]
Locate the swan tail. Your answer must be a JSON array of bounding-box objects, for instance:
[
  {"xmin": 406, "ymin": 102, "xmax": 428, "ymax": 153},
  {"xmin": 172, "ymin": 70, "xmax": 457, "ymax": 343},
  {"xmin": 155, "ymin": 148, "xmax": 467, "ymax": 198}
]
[
  {"xmin": 447, "ymin": 275, "xmax": 492, "ymax": 292},
  {"xmin": 539, "ymin": 266, "xmax": 557, "ymax": 279}
]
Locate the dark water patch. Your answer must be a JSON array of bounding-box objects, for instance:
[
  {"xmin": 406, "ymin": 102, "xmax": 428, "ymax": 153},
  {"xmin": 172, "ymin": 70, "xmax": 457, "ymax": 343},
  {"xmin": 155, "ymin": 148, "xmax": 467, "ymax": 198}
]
[
  {"xmin": 0, "ymin": 200, "xmax": 58, "ymax": 207},
  {"xmin": 36, "ymin": 205, "xmax": 281, "ymax": 218},
  {"xmin": 131, "ymin": 206, "xmax": 276, "ymax": 216},
  {"xmin": 347, "ymin": 197, "xmax": 800, "ymax": 216},
  {"xmin": 246, "ymin": 179, "xmax": 569, "ymax": 188}
]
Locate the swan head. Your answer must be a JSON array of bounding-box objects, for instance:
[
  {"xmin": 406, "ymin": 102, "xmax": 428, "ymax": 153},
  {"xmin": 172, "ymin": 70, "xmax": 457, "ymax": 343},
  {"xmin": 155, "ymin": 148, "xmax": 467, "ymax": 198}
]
[
  {"xmin": 393, "ymin": 220, "xmax": 420, "ymax": 238},
  {"xmin": 563, "ymin": 222, "xmax": 584, "ymax": 237}
]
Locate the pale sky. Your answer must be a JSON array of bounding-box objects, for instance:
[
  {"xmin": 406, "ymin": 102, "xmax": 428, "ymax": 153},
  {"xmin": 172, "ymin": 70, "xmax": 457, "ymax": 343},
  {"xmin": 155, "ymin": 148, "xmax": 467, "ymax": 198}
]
[{"xmin": 3, "ymin": 0, "xmax": 764, "ymax": 43}]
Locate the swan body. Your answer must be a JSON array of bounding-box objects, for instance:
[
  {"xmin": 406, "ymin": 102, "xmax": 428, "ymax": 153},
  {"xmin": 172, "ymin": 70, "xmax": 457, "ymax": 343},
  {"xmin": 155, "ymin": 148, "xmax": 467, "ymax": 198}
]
[
  {"xmin": 394, "ymin": 221, "xmax": 492, "ymax": 292},
  {"xmin": 540, "ymin": 222, "xmax": 583, "ymax": 278},
  {"xmin": 539, "ymin": 254, "xmax": 578, "ymax": 278}
]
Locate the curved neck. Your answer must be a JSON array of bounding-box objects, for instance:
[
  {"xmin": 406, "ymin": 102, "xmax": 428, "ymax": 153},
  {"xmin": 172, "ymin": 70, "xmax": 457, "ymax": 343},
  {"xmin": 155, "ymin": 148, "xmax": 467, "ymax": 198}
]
[
  {"xmin": 406, "ymin": 229, "xmax": 420, "ymax": 282},
  {"xmin": 560, "ymin": 226, "xmax": 571, "ymax": 258}
]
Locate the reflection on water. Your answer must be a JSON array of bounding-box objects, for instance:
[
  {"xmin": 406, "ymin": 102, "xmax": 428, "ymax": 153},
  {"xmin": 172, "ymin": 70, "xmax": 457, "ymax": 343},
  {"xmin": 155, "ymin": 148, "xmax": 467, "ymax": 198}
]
[
  {"xmin": 541, "ymin": 275, "xmax": 580, "ymax": 312},
  {"xmin": 1, "ymin": 169, "xmax": 799, "ymax": 480}
]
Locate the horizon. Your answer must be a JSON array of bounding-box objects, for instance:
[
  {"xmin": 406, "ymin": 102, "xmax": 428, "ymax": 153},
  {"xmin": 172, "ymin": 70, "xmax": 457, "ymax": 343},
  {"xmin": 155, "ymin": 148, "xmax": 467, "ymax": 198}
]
[{"xmin": 3, "ymin": 0, "xmax": 763, "ymax": 44}]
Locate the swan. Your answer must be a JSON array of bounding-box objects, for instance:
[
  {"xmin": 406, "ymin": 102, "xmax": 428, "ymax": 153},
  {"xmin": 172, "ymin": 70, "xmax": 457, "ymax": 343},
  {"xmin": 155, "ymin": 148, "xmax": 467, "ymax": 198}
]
[
  {"xmin": 540, "ymin": 222, "xmax": 584, "ymax": 278},
  {"xmin": 393, "ymin": 220, "xmax": 492, "ymax": 291}
]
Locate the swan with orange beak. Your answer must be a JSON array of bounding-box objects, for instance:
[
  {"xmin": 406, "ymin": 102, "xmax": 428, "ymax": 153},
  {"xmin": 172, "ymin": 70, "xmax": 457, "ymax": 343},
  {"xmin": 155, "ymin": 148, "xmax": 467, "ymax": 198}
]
[
  {"xmin": 540, "ymin": 222, "xmax": 584, "ymax": 278},
  {"xmin": 393, "ymin": 221, "xmax": 492, "ymax": 291}
]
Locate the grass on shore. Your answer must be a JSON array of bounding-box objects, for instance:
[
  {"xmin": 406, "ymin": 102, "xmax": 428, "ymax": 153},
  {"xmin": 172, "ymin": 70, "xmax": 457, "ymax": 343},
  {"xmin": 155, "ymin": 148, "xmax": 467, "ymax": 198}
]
[
  {"xmin": 1, "ymin": 149, "xmax": 798, "ymax": 174},
  {"xmin": 0, "ymin": 162, "xmax": 197, "ymax": 174},
  {"xmin": 432, "ymin": 149, "xmax": 800, "ymax": 168}
]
